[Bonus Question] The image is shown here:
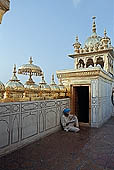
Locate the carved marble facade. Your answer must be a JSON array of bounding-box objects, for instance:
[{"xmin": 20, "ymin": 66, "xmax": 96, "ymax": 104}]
[{"xmin": 0, "ymin": 98, "xmax": 70, "ymax": 157}]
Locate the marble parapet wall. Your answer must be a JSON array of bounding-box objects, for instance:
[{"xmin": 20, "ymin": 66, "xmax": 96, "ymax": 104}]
[{"xmin": 0, "ymin": 98, "xmax": 70, "ymax": 157}]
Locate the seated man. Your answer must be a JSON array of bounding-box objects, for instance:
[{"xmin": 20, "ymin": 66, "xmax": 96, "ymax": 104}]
[{"xmin": 61, "ymin": 108, "xmax": 80, "ymax": 132}]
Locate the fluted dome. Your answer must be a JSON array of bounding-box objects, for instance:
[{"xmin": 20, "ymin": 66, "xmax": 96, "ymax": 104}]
[
  {"xmin": 50, "ymin": 74, "xmax": 60, "ymax": 92},
  {"xmin": 24, "ymin": 78, "xmax": 40, "ymax": 99},
  {"xmin": 84, "ymin": 34, "xmax": 101, "ymax": 48},
  {"xmin": 0, "ymin": 81, "xmax": 5, "ymax": 91},
  {"xmin": 24, "ymin": 83, "xmax": 40, "ymax": 91},
  {"xmin": 6, "ymin": 81, "xmax": 24, "ymax": 91},
  {"xmin": 5, "ymin": 65, "xmax": 24, "ymax": 91},
  {"xmin": 39, "ymin": 74, "xmax": 51, "ymax": 93}
]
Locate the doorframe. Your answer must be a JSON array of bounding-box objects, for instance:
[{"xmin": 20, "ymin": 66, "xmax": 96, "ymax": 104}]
[{"xmin": 70, "ymin": 84, "xmax": 91, "ymax": 126}]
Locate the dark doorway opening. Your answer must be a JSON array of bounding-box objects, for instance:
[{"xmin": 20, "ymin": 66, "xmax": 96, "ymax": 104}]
[{"xmin": 74, "ymin": 86, "xmax": 89, "ymax": 123}]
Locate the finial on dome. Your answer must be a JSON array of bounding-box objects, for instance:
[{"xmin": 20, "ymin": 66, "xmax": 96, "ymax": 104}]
[
  {"xmin": 104, "ymin": 28, "xmax": 107, "ymax": 37},
  {"xmin": 29, "ymin": 56, "xmax": 33, "ymax": 64},
  {"xmin": 11, "ymin": 64, "xmax": 18, "ymax": 81},
  {"xmin": 13, "ymin": 64, "xmax": 16, "ymax": 76},
  {"xmin": 52, "ymin": 74, "xmax": 54, "ymax": 81},
  {"xmin": 41, "ymin": 72, "xmax": 46, "ymax": 84},
  {"xmin": 51, "ymin": 74, "xmax": 56, "ymax": 85},
  {"xmin": 76, "ymin": 36, "xmax": 78, "ymax": 42},
  {"xmin": 42, "ymin": 72, "xmax": 44, "ymax": 80},
  {"xmin": 92, "ymin": 16, "xmax": 96, "ymax": 33}
]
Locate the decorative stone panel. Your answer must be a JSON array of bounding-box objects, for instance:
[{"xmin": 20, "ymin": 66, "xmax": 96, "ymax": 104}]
[
  {"xmin": 91, "ymin": 78, "xmax": 113, "ymax": 127},
  {"xmin": 0, "ymin": 98, "xmax": 70, "ymax": 157}
]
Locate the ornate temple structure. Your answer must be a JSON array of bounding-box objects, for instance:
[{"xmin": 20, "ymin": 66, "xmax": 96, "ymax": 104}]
[
  {"xmin": 0, "ymin": 5, "xmax": 114, "ymax": 157},
  {"xmin": 0, "ymin": 0, "xmax": 10, "ymax": 23},
  {"xmin": 57, "ymin": 17, "xmax": 114, "ymax": 127},
  {"xmin": 0, "ymin": 7, "xmax": 113, "ymax": 129}
]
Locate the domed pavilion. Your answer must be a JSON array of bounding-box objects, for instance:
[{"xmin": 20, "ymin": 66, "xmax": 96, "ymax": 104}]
[
  {"xmin": 57, "ymin": 17, "xmax": 114, "ymax": 128},
  {"xmin": 5, "ymin": 65, "xmax": 24, "ymax": 102},
  {"xmin": 18, "ymin": 57, "xmax": 42, "ymax": 101}
]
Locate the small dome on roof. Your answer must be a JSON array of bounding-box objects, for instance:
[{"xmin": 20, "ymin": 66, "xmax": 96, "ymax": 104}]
[
  {"xmin": 39, "ymin": 74, "xmax": 51, "ymax": 92},
  {"xmin": 84, "ymin": 35, "xmax": 101, "ymax": 48},
  {"xmin": 50, "ymin": 74, "xmax": 60, "ymax": 92},
  {"xmin": 24, "ymin": 83, "xmax": 40, "ymax": 91},
  {"xmin": 0, "ymin": 81, "xmax": 5, "ymax": 91},
  {"xmin": 84, "ymin": 16, "xmax": 102, "ymax": 48},
  {"xmin": 5, "ymin": 65, "xmax": 24, "ymax": 91}
]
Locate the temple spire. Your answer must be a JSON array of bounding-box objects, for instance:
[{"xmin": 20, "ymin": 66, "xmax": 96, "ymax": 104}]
[
  {"xmin": 92, "ymin": 16, "xmax": 96, "ymax": 33},
  {"xmin": 29, "ymin": 56, "xmax": 33, "ymax": 64},
  {"xmin": 41, "ymin": 72, "xmax": 46, "ymax": 84},
  {"xmin": 11, "ymin": 64, "xmax": 18, "ymax": 81},
  {"xmin": 104, "ymin": 28, "xmax": 107, "ymax": 37},
  {"xmin": 51, "ymin": 74, "xmax": 56, "ymax": 85},
  {"xmin": 13, "ymin": 64, "xmax": 16, "ymax": 76},
  {"xmin": 76, "ymin": 36, "xmax": 78, "ymax": 42}
]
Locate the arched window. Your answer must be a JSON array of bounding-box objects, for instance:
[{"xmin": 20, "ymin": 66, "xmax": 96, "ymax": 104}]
[
  {"xmin": 96, "ymin": 57, "xmax": 104, "ymax": 68},
  {"xmin": 86, "ymin": 58, "xmax": 94, "ymax": 68},
  {"xmin": 78, "ymin": 59, "xmax": 85, "ymax": 68}
]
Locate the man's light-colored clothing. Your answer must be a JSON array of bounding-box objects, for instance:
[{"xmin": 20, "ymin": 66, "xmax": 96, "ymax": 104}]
[{"xmin": 61, "ymin": 114, "xmax": 80, "ymax": 132}]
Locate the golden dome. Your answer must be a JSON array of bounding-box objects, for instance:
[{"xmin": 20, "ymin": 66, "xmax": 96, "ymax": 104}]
[
  {"xmin": 50, "ymin": 74, "xmax": 60, "ymax": 92},
  {"xmin": 18, "ymin": 57, "xmax": 42, "ymax": 76},
  {"xmin": 0, "ymin": 81, "xmax": 5, "ymax": 91},
  {"xmin": 5, "ymin": 65, "xmax": 24, "ymax": 92},
  {"xmin": 24, "ymin": 83, "xmax": 40, "ymax": 92},
  {"xmin": 24, "ymin": 78, "xmax": 40, "ymax": 99},
  {"xmin": 39, "ymin": 73, "xmax": 51, "ymax": 93}
]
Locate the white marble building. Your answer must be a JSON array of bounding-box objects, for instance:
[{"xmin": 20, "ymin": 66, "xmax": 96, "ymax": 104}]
[{"xmin": 57, "ymin": 17, "xmax": 114, "ymax": 127}]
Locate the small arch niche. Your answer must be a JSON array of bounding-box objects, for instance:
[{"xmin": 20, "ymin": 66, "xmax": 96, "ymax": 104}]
[
  {"xmin": 78, "ymin": 59, "xmax": 85, "ymax": 68},
  {"xmin": 86, "ymin": 58, "xmax": 94, "ymax": 68},
  {"xmin": 96, "ymin": 57, "xmax": 104, "ymax": 68}
]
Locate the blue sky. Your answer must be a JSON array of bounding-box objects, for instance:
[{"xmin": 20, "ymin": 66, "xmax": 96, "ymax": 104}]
[{"xmin": 0, "ymin": 0, "xmax": 114, "ymax": 85}]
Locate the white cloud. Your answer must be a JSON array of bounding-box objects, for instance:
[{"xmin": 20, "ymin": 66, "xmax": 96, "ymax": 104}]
[{"xmin": 72, "ymin": 0, "xmax": 81, "ymax": 8}]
